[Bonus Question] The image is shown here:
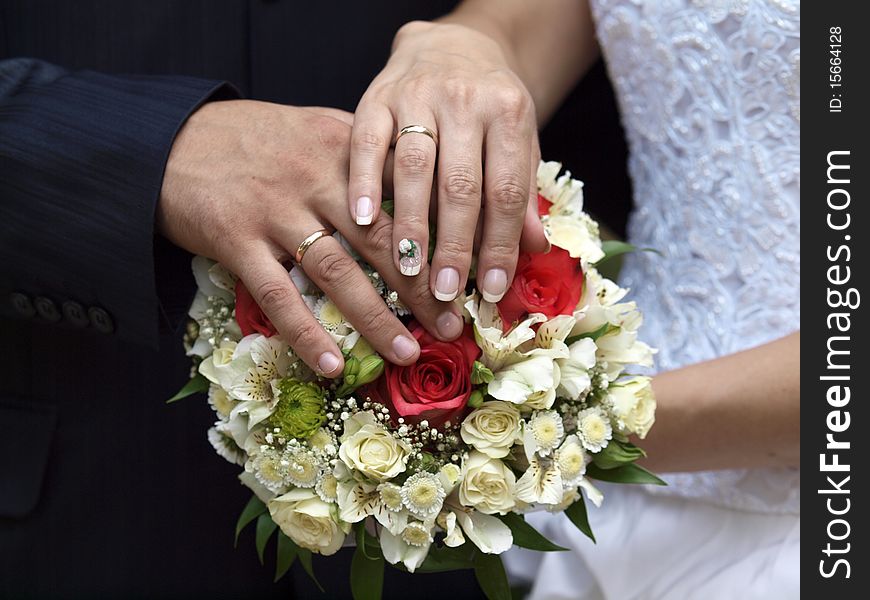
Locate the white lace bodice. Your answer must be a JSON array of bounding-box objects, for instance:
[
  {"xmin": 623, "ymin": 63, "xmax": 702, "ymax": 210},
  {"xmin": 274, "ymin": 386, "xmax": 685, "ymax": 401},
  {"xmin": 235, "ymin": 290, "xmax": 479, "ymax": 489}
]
[{"xmin": 590, "ymin": 0, "xmax": 800, "ymax": 513}]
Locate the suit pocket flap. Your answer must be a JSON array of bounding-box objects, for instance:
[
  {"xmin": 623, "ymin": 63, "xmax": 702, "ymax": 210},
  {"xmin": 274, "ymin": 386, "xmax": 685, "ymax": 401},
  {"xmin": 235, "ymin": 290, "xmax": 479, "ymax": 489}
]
[{"xmin": 0, "ymin": 398, "xmax": 56, "ymax": 518}]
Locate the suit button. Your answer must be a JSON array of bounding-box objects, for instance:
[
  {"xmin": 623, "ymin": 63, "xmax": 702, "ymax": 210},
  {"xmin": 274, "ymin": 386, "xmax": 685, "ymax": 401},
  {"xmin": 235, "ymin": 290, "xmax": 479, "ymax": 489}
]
[
  {"xmin": 88, "ymin": 306, "xmax": 115, "ymax": 334},
  {"xmin": 34, "ymin": 297, "xmax": 61, "ymax": 322},
  {"xmin": 9, "ymin": 292, "xmax": 36, "ymax": 318},
  {"xmin": 62, "ymin": 301, "xmax": 90, "ymax": 328}
]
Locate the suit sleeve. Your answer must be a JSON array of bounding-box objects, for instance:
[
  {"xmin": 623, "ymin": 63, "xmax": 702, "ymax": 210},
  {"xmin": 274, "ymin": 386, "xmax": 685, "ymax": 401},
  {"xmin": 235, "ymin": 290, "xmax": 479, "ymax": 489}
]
[{"xmin": 0, "ymin": 58, "xmax": 238, "ymax": 347}]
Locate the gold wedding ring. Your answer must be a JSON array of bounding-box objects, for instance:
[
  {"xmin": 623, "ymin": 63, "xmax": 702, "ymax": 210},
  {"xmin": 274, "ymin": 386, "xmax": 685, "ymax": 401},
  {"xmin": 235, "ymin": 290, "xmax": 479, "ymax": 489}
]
[
  {"xmin": 396, "ymin": 124, "xmax": 438, "ymax": 146},
  {"xmin": 295, "ymin": 228, "xmax": 333, "ymax": 263}
]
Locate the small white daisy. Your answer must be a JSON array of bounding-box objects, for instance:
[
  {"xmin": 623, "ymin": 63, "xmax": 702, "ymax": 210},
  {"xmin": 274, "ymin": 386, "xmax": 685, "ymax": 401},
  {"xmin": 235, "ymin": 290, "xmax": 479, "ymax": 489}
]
[
  {"xmin": 308, "ymin": 427, "xmax": 338, "ymax": 457},
  {"xmin": 378, "ymin": 483, "xmax": 405, "ymax": 512},
  {"xmin": 556, "ymin": 435, "xmax": 589, "ymax": 487},
  {"xmin": 315, "ymin": 472, "xmax": 339, "ymax": 503},
  {"xmin": 576, "ymin": 407, "xmax": 612, "ymax": 453},
  {"xmin": 207, "ymin": 425, "xmax": 245, "ymax": 466},
  {"xmin": 283, "ymin": 446, "xmax": 322, "ymax": 488},
  {"xmin": 401, "ymin": 472, "xmax": 446, "ymax": 519},
  {"xmin": 252, "ymin": 448, "xmax": 288, "ymax": 493},
  {"xmin": 401, "ymin": 521, "xmax": 434, "ymax": 547},
  {"xmin": 525, "ymin": 410, "xmax": 565, "ymax": 457}
]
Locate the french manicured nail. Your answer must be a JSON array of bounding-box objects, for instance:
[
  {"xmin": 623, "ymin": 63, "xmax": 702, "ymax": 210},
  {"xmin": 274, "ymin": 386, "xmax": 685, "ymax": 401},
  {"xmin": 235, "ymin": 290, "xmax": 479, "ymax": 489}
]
[
  {"xmin": 434, "ymin": 267, "xmax": 460, "ymax": 301},
  {"xmin": 398, "ymin": 238, "xmax": 423, "ymax": 276},
  {"xmin": 392, "ymin": 334, "xmax": 419, "ymax": 361},
  {"xmin": 436, "ymin": 311, "xmax": 463, "ymax": 339},
  {"xmin": 318, "ymin": 351, "xmax": 341, "ymax": 375},
  {"xmin": 355, "ymin": 196, "xmax": 373, "ymax": 225},
  {"xmin": 481, "ymin": 269, "xmax": 508, "ymax": 303}
]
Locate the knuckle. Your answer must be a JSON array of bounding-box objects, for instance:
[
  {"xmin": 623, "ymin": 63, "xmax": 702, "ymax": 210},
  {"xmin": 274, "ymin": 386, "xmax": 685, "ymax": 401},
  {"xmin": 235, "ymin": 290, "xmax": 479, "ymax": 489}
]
[
  {"xmin": 396, "ymin": 144, "xmax": 433, "ymax": 174},
  {"xmin": 365, "ymin": 219, "xmax": 394, "ymax": 256},
  {"xmin": 353, "ymin": 130, "xmax": 387, "ymax": 153},
  {"xmin": 443, "ymin": 166, "xmax": 482, "ymax": 204},
  {"xmin": 490, "ymin": 179, "xmax": 528, "ymax": 214},
  {"xmin": 495, "ymin": 85, "xmax": 530, "ymax": 117},
  {"xmin": 436, "ymin": 237, "xmax": 473, "ymax": 261},
  {"xmin": 313, "ymin": 115, "xmax": 350, "ymax": 152},
  {"xmin": 312, "ymin": 251, "xmax": 356, "ymax": 288},
  {"xmin": 357, "ymin": 304, "xmax": 394, "ymax": 334},
  {"xmin": 288, "ymin": 320, "xmax": 323, "ymax": 350},
  {"xmin": 254, "ymin": 280, "xmax": 294, "ymax": 314},
  {"xmin": 484, "ymin": 237, "xmax": 519, "ymax": 260},
  {"xmin": 444, "ymin": 78, "xmax": 476, "ymax": 106}
]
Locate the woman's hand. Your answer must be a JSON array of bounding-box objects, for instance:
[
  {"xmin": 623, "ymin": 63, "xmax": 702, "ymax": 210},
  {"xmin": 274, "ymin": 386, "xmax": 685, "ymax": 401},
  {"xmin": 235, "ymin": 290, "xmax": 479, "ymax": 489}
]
[
  {"xmin": 348, "ymin": 21, "xmax": 548, "ymax": 304},
  {"xmin": 158, "ymin": 100, "xmax": 465, "ymax": 377}
]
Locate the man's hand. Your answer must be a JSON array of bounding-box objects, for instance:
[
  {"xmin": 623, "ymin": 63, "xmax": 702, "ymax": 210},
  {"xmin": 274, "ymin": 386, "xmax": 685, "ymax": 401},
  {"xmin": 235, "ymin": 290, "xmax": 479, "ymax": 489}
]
[{"xmin": 157, "ymin": 100, "xmax": 465, "ymax": 376}]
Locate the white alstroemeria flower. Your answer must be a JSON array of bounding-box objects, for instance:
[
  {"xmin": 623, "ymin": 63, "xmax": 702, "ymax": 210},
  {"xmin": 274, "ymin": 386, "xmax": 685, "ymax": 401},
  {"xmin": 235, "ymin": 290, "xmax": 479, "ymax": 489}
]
[
  {"xmin": 543, "ymin": 213, "xmax": 605, "ymax": 262},
  {"xmin": 523, "ymin": 410, "xmax": 565, "ymax": 460},
  {"xmin": 487, "ymin": 354, "xmax": 557, "ymax": 406},
  {"xmin": 445, "ymin": 502, "xmax": 513, "ymax": 554},
  {"xmin": 465, "ymin": 294, "xmax": 545, "ymax": 372},
  {"xmin": 269, "ymin": 489, "xmax": 349, "ymax": 556},
  {"xmin": 579, "ymin": 478, "xmax": 604, "ymax": 508},
  {"xmin": 608, "ymin": 376, "xmax": 657, "ymax": 439},
  {"xmin": 229, "ymin": 336, "xmax": 292, "ymax": 427},
  {"xmin": 576, "ymin": 407, "xmax": 613, "ymax": 453},
  {"xmin": 556, "ymin": 337, "xmax": 598, "ymax": 400},
  {"xmin": 546, "ymin": 488, "xmax": 581, "ymax": 512},
  {"xmin": 192, "ymin": 256, "xmax": 235, "ymax": 303},
  {"xmin": 436, "ymin": 510, "xmax": 466, "ymax": 548},
  {"xmin": 578, "ymin": 267, "xmax": 628, "ymax": 311},
  {"xmin": 536, "ymin": 161, "xmax": 584, "ymax": 216},
  {"xmin": 555, "ymin": 435, "xmax": 589, "ymax": 488},
  {"xmin": 238, "ymin": 471, "xmax": 276, "ymax": 504},
  {"xmin": 207, "ymin": 261, "xmax": 237, "ymax": 294},
  {"xmin": 336, "ymin": 477, "xmax": 408, "ymax": 536},
  {"xmin": 515, "ymin": 455, "xmax": 564, "ymax": 506},
  {"xmin": 380, "ymin": 521, "xmax": 435, "ymax": 573}
]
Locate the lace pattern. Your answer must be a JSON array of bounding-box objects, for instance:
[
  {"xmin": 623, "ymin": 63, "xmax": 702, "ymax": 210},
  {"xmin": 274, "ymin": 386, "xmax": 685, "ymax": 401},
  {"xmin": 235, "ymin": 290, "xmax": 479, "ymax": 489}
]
[{"xmin": 590, "ymin": 0, "xmax": 800, "ymax": 514}]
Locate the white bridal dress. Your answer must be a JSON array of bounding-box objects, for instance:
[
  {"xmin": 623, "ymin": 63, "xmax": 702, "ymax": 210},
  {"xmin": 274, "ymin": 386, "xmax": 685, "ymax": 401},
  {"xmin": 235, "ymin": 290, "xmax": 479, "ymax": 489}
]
[{"xmin": 506, "ymin": 1, "xmax": 800, "ymax": 598}]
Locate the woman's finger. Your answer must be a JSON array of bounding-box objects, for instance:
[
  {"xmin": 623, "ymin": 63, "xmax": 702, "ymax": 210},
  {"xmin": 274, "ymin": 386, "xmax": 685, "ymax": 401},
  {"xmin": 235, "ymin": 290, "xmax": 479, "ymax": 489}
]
[
  {"xmin": 348, "ymin": 98, "xmax": 394, "ymax": 226},
  {"xmin": 391, "ymin": 111, "xmax": 438, "ymax": 277},
  {"xmin": 227, "ymin": 244, "xmax": 345, "ymax": 377},
  {"xmin": 429, "ymin": 118, "xmax": 484, "ymax": 302},
  {"xmin": 475, "ymin": 117, "xmax": 533, "ymax": 303}
]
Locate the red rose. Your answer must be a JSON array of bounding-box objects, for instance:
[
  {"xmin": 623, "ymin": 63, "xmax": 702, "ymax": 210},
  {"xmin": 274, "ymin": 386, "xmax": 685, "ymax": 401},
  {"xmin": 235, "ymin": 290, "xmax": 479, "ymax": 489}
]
[
  {"xmin": 537, "ymin": 193, "xmax": 552, "ymax": 217},
  {"xmin": 371, "ymin": 322, "xmax": 481, "ymax": 427},
  {"xmin": 497, "ymin": 247, "xmax": 583, "ymax": 325},
  {"xmin": 234, "ymin": 281, "xmax": 279, "ymax": 337}
]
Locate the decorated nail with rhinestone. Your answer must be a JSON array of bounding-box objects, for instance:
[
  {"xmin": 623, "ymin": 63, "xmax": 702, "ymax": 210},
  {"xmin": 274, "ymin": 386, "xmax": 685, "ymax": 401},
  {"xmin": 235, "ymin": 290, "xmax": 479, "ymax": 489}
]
[{"xmin": 398, "ymin": 238, "xmax": 422, "ymax": 276}]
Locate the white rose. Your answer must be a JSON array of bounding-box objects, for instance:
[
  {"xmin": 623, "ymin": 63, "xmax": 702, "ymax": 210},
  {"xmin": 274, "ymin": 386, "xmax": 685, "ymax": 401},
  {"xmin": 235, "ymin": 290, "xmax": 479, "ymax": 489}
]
[
  {"xmin": 459, "ymin": 451, "xmax": 516, "ymax": 515},
  {"xmin": 609, "ymin": 376, "xmax": 656, "ymax": 438},
  {"xmin": 268, "ymin": 489, "xmax": 347, "ymax": 556},
  {"xmin": 339, "ymin": 412, "xmax": 410, "ymax": 481},
  {"xmin": 460, "ymin": 402, "xmax": 521, "ymax": 458}
]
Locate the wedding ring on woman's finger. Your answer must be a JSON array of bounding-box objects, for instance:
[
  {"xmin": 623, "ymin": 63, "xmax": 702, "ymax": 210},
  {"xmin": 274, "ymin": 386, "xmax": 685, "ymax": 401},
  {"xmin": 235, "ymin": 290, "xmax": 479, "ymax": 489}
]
[
  {"xmin": 295, "ymin": 228, "xmax": 333, "ymax": 263},
  {"xmin": 395, "ymin": 124, "xmax": 438, "ymax": 147}
]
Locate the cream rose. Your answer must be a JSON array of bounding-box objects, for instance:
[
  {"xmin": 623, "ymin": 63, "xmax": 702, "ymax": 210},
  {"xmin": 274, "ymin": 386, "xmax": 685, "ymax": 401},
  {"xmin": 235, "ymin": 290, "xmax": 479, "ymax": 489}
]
[
  {"xmin": 268, "ymin": 489, "xmax": 347, "ymax": 555},
  {"xmin": 460, "ymin": 402, "xmax": 521, "ymax": 458},
  {"xmin": 609, "ymin": 376, "xmax": 656, "ymax": 438},
  {"xmin": 338, "ymin": 411, "xmax": 410, "ymax": 481},
  {"xmin": 458, "ymin": 451, "xmax": 516, "ymax": 515}
]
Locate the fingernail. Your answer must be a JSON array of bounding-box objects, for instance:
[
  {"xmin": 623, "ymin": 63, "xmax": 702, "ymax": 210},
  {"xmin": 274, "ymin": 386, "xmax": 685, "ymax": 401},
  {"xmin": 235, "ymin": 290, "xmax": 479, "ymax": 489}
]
[
  {"xmin": 355, "ymin": 196, "xmax": 373, "ymax": 225},
  {"xmin": 392, "ymin": 334, "xmax": 419, "ymax": 361},
  {"xmin": 481, "ymin": 269, "xmax": 508, "ymax": 303},
  {"xmin": 398, "ymin": 238, "xmax": 423, "ymax": 276},
  {"xmin": 434, "ymin": 267, "xmax": 460, "ymax": 301},
  {"xmin": 318, "ymin": 351, "xmax": 341, "ymax": 375},
  {"xmin": 436, "ymin": 311, "xmax": 463, "ymax": 339}
]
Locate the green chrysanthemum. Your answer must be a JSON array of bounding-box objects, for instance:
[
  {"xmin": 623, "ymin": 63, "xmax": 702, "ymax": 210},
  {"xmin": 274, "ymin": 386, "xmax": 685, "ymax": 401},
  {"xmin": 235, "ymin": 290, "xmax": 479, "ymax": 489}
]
[{"xmin": 268, "ymin": 378, "xmax": 327, "ymax": 439}]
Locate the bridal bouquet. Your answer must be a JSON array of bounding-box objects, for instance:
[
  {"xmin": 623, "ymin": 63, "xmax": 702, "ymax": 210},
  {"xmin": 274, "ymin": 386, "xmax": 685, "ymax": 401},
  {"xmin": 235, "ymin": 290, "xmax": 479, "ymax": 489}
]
[{"xmin": 170, "ymin": 162, "xmax": 662, "ymax": 599}]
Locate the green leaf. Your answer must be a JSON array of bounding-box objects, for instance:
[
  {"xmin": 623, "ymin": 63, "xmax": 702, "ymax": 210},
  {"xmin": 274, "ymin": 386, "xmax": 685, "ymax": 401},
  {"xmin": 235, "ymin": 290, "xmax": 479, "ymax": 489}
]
[
  {"xmin": 234, "ymin": 496, "xmax": 267, "ymax": 546},
  {"xmin": 564, "ymin": 496, "xmax": 595, "ymax": 543},
  {"xmin": 496, "ymin": 513, "xmax": 568, "ymax": 552},
  {"xmin": 596, "ymin": 240, "xmax": 638, "ymax": 265},
  {"xmin": 354, "ymin": 522, "xmax": 382, "ymax": 560},
  {"xmin": 166, "ymin": 373, "xmax": 209, "ymax": 403},
  {"xmin": 274, "ymin": 532, "xmax": 299, "ymax": 582},
  {"xmin": 381, "ymin": 198, "xmax": 395, "ymax": 217},
  {"xmin": 586, "ymin": 462, "xmax": 666, "ymax": 486},
  {"xmin": 565, "ymin": 322, "xmax": 620, "ymax": 345},
  {"xmin": 297, "ymin": 549, "xmax": 324, "ymax": 592},
  {"xmin": 471, "ymin": 361, "xmax": 495, "ymax": 385},
  {"xmin": 591, "ymin": 440, "xmax": 646, "ymax": 470},
  {"xmin": 415, "ymin": 544, "xmax": 477, "ymax": 573},
  {"xmin": 351, "ymin": 541, "xmax": 385, "ymax": 600},
  {"xmin": 474, "ymin": 553, "xmax": 511, "ymax": 600},
  {"xmin": 255, "ymin": 512, "xmax": 278, "ymax": 564}
]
